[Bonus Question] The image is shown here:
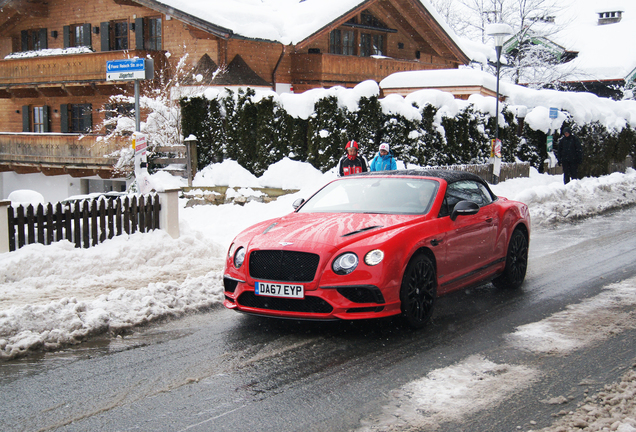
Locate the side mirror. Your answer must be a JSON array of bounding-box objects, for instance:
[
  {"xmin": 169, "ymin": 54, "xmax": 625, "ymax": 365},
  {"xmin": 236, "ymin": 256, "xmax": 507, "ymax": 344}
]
[
  {"xmin": 450, "ymin": 200, "xmax": 479, "ymax": 221},
  {"xmin": 292, "ymin": 198, "xmax": 305, "ymax": 210}
]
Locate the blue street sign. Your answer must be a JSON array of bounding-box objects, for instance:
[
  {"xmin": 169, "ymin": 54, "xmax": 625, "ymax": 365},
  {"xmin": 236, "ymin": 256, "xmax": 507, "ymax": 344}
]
[
  {"xmin": 106, "ymin": 58, "xmax": 148, "ymax": 81},
  {"xmin": 549, "ymin": 107, "xmax": 559, "ymax": 119}
]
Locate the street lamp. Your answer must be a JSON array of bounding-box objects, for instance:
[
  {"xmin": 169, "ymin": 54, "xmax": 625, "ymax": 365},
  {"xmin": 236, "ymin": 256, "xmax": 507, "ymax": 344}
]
[{"xmin": 485, "ymin": 23, "xmax": 513, "ymax": 184}]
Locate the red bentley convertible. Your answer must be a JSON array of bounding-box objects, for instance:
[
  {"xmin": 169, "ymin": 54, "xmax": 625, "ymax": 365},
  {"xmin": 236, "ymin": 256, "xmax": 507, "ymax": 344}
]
[{"xmin": 223, "ymin": 169, "xmax": 530, "ymax": 328}]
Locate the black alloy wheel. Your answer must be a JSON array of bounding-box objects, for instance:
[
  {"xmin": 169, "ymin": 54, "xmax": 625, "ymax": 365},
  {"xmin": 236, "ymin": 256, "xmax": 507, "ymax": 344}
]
[
  {"xmin": 400, "ymin": 253, "xmax": 437, "ymax": 329},
  {"xmin": 492, "ymin": 229, "xmax": 528, "ymax": 290}
]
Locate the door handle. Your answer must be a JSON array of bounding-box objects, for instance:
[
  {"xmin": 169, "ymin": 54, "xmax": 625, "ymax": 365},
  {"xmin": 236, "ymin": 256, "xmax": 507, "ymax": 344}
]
[{"xmin": 430, "ymin": 239, "xmax": 443, "ymax": 246}]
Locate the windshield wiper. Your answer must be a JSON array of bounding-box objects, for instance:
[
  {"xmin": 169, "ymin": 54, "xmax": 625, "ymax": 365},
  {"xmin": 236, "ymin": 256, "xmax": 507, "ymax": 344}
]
[{"xmin": 341, "ymin": 225, "xmax": 383, "ymax": 237}]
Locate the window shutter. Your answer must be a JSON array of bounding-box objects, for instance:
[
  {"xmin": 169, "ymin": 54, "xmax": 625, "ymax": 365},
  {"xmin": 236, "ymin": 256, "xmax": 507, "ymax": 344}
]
[
  {"xmin": 43, "ymin": 106, "xmax": 50, "ymax": 132},
  {"xmin": 60, "ymin": 104, "xmax": 68, "ymax": 133},
  {"xmin": 135, "ymin": 17, "xmax": 144, "ymax": 49},
  {"xmin": 100, "ymin": 22, "xmax": 110, "ymax": 51},
  {"xmin": 39, "ymin": 28, "xmax": 48, "ymax": 49},
  {"xmin": 82, "ymin": 23, "xmax": 92, "ymax": 47},
  {"xmin": 21, "ymin": 30, "xmax": 29, "ymax": 51},
  {"xmin": 22, "ymin": 106, "xmax": 30, "ymax": 132},
  {"xmin": 63, "ymin": 26, "xmax": 70, "ymax": 48}
]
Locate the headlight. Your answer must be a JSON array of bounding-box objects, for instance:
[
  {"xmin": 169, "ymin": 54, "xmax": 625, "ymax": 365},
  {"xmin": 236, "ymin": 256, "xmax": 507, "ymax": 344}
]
[
  {"xmin": 228, "ymin": 243, "xmax": 236, "ymax": 259},
  {"xmin": 234, "ymin": 247, "xmax": 246, "ymax": 268},
  {"xmin": 364, "ymin": 249, "xmax": 384, "ymax": 266},
  {"xmin": 332, "ymin": 252, "xmax": 358, "ymax": 275}
]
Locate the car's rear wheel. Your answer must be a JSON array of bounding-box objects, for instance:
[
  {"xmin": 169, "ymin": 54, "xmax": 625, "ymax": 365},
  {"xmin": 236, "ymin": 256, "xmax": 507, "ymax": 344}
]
[
  {"xmin": 400, "ymin": 253, "xmax": 437, "ymax": 329},
  {"xmin": 492, "ymin": 229, "xmax": 528, "ymax": 290}
]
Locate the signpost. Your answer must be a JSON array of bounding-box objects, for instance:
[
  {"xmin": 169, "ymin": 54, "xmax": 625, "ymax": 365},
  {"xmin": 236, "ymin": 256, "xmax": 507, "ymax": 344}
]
[
  {"xmin": 106, "ymin": 58, "xmax": 154, "ymax": 191},
  {"xmin": 547, "ymin": 107, "xmax": 559, "ymax": 171},
  {"xmin": 491, "ymin": 138, "xmax": 502, "ymax": 179}
]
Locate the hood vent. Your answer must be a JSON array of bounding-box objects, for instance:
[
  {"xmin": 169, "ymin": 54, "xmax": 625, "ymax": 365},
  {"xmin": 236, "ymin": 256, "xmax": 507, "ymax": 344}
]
[{"xmin": 341, "ymin": 225, "xmax": 383, "ymax": 237}]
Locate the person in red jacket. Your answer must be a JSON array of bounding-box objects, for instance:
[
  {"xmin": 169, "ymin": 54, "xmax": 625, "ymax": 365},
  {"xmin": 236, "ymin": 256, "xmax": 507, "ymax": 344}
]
[{"xmin": 338, "ymin": 140, "xmax": 368, "ymax": 176}]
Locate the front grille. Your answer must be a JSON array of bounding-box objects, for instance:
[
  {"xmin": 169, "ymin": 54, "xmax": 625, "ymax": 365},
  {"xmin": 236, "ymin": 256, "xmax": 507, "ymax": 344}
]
[
  {"xmin": 337, "ymin": 286, "xmax": 385, "ymax": 304},
  {"xmin": 238, "ymin": 292, "xmax": 333, "ymax": 314},
  {"xmin": 249, "ymin": 250, "xmax": 320, "ymax": 282}
]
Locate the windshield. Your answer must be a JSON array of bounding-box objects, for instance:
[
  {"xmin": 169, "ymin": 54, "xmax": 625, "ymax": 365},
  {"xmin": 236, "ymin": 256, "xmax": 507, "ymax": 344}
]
[{"xmin": 298, "ymin": 177, "xmax": 439, "ymax": 215}]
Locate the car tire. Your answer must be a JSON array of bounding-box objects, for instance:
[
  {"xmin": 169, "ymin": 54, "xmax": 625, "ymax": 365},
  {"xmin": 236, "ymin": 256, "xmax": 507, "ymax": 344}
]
[
  {"xmin": 492, "ymin": 229, "xmax": 528, "ymax": 290},
  {"xmin": 400, "ymin": 253, "xmax": 437, "ymax": 329}
]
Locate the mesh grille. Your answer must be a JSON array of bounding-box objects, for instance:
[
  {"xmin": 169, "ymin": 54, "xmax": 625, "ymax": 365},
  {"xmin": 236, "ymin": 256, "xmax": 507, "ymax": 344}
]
[
  {"xmin": 249, "ymin": 250, "xmax": 320, "ymax": 282},
  {"xmin": 223, "ymin": 277, "xmax": 239, "ymax": 293},
  {"xmin": 337, "ymin": 286, "xmax": 385, "ymax": 304},
  {"xmin": 238, "ymin": 292, "xmax": 333, "ymax": 314}
]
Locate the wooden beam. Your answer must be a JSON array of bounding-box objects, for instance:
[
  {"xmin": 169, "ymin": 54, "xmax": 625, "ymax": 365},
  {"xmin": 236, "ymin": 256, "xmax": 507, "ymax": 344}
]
[
  {"xmin": 37, "ymin": 85, "xmax": 69, "ymax": 97},
  {"xmin": 380, "ymin": 0, "xmax": 446, "ymax": 58},
  {"xmin": 8, "ymin": 87, "xmax": 39, "ymax": 98},
  {"xmin": 112, "ymin": 0, "xmax": 139, "ymax": 5},
  {"xmin": 374, "ymin": 1, "xmax": 438, "ymax": 56},
  {"xmin": 62, "ymin": 84, "xmax": 96, "ymax": 97}
]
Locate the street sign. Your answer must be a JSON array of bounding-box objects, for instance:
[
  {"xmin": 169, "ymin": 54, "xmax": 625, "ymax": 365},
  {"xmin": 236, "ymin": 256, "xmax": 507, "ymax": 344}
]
[
  {"xmin": 549, "ymin": 107, "xmax": 559, "ymax": 119},
  {"xmin": 106, "ymin": 58, "xmax": 148, "ymax": 81},
  {"xmin": 547, "ymin": 135, "xmax": 553, "ymax": 152}
]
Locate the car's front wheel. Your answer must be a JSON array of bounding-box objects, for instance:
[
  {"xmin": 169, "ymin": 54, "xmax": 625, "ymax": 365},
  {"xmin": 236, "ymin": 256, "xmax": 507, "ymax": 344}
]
[
  {"xmin": 400, "ymin": 253, "xmax": 437, "ymax": 329},
  {"xmin": 492, "ymin": 228, "xmax": 528, "ymax": 290}
]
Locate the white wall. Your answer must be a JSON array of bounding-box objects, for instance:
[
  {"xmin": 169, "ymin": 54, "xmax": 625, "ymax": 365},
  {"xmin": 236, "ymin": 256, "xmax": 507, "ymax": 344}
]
[{"xmin": 1, "ymin": 172, "xmax": 130, "ymax": 203}]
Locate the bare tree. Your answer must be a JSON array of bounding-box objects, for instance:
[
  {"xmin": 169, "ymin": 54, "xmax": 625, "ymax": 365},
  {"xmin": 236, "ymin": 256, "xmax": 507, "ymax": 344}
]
[{"xmin": 429, "ymin": 0, "xmax": 573, "ymax": 88}]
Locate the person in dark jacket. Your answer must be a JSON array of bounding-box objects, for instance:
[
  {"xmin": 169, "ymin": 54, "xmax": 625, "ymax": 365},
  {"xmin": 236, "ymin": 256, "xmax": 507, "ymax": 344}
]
[
  {"xmin": 556, "ymin": 127, "xmax": 583, "ymax": 184},
  {"xmin": 369, "ymin": 143, "xmax": 397, "ymax": 172},
  {"xmin": 338, "ymin": 140, "xmax": 368, "ymax": 177}
]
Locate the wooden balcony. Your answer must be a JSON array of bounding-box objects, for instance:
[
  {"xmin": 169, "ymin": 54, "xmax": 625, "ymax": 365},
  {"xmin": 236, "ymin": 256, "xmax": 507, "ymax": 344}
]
[
  {"xmin": 290, "ymin": 53, "xmax": 447, "ymax": 89},
  {"xmin": 0, "ymin": 132, "xmax": 130, "ymax": 178},
  {"xmin": 0, "ymin": 50, "xmax": 167, "ymax": 98}
]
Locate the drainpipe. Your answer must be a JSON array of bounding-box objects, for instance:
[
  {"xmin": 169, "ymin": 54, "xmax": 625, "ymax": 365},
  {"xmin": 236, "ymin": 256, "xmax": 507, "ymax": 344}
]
[{"xmin": 272, "ymin": 44, "xmax": 287, "ymax": 93}]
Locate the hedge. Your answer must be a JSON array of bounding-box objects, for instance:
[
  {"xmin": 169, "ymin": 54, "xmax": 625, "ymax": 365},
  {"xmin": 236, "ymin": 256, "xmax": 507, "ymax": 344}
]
[{"xmin": 180, "ymin": 88, "xmax": 636, "ymax": 177}]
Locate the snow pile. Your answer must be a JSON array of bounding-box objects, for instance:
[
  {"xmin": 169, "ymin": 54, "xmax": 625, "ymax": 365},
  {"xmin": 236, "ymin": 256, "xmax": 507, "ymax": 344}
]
[
  {"xmin": 7, "ymin": 189, "xmax": 45, "ymax": 206},
  {"xmin": 532, "ymin": 369, "xmax": 636, "ymax": 432},
  {"xmin": 0, "ymin": 271, "xmax": 223, "ymax": 359},
  {"xmin": 508, "ymin": 279, "xmax": 636, "ymax": 354},
  {"xmin": 359, "ymin": 355, "xmax": 539, "ymax": 431}
]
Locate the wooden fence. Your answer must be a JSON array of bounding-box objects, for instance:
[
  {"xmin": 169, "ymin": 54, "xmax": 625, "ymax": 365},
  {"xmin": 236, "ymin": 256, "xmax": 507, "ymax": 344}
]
[{"xmin": 7, "ymin": 194, "xmax": 161, "ymax": 251}]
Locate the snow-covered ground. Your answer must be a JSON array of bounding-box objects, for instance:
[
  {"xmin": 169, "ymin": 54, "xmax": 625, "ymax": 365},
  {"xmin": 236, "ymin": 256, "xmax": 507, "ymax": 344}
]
[{"xmin": 2, "ymin": 159, "xmax": 636, "ymax": 431}]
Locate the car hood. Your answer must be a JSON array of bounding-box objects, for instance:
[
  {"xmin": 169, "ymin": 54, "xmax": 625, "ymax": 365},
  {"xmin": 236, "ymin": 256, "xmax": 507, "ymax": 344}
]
[{"xmin": 240, "ymin": 212, "xmax": 423, "ymax": 250}]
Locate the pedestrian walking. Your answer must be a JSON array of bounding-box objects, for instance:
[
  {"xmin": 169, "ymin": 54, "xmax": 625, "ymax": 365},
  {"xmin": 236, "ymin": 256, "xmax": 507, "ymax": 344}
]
[{"xmin": 556, "ymin": 127, "xmax": 583, "ymax": 184}]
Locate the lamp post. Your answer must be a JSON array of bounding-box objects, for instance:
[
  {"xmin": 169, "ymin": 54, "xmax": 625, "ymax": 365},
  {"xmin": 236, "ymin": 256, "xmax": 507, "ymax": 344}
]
[{"xmin": 485, "ymin": 23, "xmax": 513, "ymax": 184}]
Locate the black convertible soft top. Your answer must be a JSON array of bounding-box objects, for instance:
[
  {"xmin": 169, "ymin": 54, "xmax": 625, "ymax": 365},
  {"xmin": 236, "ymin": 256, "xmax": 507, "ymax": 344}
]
[{"xmin": 355, "ymin": 169, "xmax": 488, "ymax": 185}]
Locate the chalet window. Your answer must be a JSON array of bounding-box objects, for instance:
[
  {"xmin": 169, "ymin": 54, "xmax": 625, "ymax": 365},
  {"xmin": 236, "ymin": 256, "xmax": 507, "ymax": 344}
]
[
  {"xmin": 134, "ymin": 17, "xmax": 162, "ymax": 50},
  {"xmin": 21, "ymin": 105, "xmax": 49, "ymax": 132},
  {"xmin": 60, "ymin": 103, "xmax": 92, "ymax": 133},
  {"xmin": 103, "ymin": 103, "xmax": 134, "ymax": 134},
  {"xmin": 100, "ymin": 20, "xmax": 128, "ymax": 51},
  {"xmin": 33, "ymin": 106, "xmax": 48, "ymax": 132},
  {"xmin": 329, "ymin": 29, "xmax": 354, "ymax": 55},
  {"xmin": 20, "ymin": 29, "xmax": 48, "ymax": 52},
  {"xmin": 63, "ymin": 23, "xmax": 92, "ymax": 48},
  {"xmin": 360, "ymin": 33, "xmax": 384, "ymax": 57}
]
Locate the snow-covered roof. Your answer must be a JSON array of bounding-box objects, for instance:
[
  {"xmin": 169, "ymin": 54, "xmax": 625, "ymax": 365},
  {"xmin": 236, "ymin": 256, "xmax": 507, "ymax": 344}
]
[
  {"xmin": 142, "ymin": 0, "xmax": 467, "ymax": 55},
  {"xmin": 380, "ymin": 68, "xmax": 497, "ymax": 93},
  {"xmin": 524, "ymin": 0, "xmax": 636, "ymax": 82}
]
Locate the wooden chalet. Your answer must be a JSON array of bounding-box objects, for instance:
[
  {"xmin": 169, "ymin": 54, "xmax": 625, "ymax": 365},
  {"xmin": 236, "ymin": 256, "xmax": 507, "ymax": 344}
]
[{"xmin": 0, "ymin": 0, "xmax": 469, "ymax": 189}]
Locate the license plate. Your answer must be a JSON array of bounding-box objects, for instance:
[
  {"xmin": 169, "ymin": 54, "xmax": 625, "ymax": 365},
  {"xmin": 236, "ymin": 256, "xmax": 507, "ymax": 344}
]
[{"xmin": 255, "ymin": 281, "xmax": 304, "ymax": 299}]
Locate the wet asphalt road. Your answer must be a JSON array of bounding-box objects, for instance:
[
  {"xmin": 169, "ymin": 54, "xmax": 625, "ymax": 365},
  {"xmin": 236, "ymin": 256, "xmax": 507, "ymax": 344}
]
[{"xmin": 1, "ymin": 207, "xmax": 636, "ymax": 432}]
